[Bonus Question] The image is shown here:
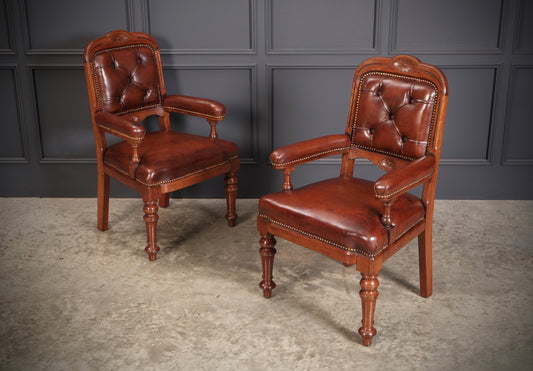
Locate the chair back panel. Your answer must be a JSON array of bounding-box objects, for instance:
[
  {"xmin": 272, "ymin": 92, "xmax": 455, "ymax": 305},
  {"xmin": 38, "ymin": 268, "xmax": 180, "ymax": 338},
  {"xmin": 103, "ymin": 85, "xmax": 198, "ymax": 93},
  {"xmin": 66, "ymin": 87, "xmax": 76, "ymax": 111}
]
[
  {"xmin": 347, "ymin": 55, "xmax": 447, "ymax": 162},
  {"xmin": 84, "ymin": 30, "xmax": 165, "ymax": 115}
]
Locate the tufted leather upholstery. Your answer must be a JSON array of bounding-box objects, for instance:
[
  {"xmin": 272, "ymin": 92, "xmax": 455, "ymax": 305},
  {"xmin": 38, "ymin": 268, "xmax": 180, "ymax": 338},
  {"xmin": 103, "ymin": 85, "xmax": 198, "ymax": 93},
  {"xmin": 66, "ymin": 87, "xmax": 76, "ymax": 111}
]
[
  {"xmin": 84, "ymin": 30, "xmax": 240, "ymax": 261},
  {"xmin": 256, "ymin": 55, "xmax": 448, "ymax": 346},
  {"xmin": 351, "ymin": 72, "xmax": 438, "ymax": 160},
  {"xmin": 92, "ymin": 45, "xmax": 161, "ymax": 114}
]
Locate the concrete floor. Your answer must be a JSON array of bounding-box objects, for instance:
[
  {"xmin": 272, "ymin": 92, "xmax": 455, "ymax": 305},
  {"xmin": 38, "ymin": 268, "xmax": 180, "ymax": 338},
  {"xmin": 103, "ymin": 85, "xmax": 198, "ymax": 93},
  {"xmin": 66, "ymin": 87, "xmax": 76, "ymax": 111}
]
[{"xmin": 0, "ymin": 198, "xmax": 531, "ymax": 370}]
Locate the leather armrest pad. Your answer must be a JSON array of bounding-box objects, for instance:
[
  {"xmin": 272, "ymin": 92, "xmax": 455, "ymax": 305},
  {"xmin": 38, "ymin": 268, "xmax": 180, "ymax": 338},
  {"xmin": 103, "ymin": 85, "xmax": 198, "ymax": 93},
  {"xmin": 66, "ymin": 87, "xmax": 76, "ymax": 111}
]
[
  {"xmin": 270, "ymin": 134, "xmax": 351, "ymax": 168},
  {"xmin": 95, "ymin": 111, "xmax": 145, "ymax": 141},
  {"xmin": 163, "ymin": 95, "xmax": 226, "ymax": 121},
  {"xmin": 374, "ymin": 154, "xmax": 435, "ymax": 200}
]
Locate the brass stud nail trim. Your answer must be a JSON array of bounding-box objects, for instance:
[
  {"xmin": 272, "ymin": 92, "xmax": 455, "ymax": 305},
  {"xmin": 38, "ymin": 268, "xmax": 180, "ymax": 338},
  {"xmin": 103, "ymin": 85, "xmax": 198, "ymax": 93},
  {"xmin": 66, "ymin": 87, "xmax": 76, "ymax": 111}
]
[
  {"xmin": 258, "ymin": 214, "xmax": 389, "ymax": 258},
  {"xmin": 272, "ymin": 146, "xmax": 351, "ymax": 168},
  {"xmin": 162, "ymin": 106, "xmax": 225, "ymax": 121}
]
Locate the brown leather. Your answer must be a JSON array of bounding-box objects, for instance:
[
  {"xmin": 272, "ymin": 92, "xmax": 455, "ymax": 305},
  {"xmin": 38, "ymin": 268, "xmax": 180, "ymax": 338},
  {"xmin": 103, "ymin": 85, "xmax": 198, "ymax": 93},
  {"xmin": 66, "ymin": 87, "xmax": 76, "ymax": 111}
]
[
  {"xmin": 84, "ymin": 30, "xmax": 240, "ymax": 261},
  {"xmin": 350, "ymin": 72, "xmax": 438, "ymax": 160},
  {"xmin": 95, "ymin": 111, "xmax": 146, "ymax": 141},
  {"xmin": 104, "ymin": 131, "xmax": 238, "ymax": 186},
  {"xmin": 259, "ymin": 177, "xmax": 425, "ymax": 258},
  {"xmin": 92, "ymin": 44, "xmax": 162, "ymax": 114},
  {"xmin": 270, "ymin": 134, "xmax": 351, "ymax": 169},
  {"xmin": 163, "ymin": 95, "xmax": 226, "ymax": 121},
  {"xmin": 257, "ymin": 55, "xmax": 449, "ymax": 346},
  {"xmin": 374, "ymin": 153, "xmax": 435, "ymax": 200}
]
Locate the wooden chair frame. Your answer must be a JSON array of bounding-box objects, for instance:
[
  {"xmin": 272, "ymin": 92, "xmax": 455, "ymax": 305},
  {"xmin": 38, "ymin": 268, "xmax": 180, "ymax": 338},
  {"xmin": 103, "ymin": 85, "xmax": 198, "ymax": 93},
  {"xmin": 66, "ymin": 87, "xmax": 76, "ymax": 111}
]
[
  {"xmin": 258, "ymin": 55, "xmax": 448, "ymax": 345},
  {"xmin": 84, "ymin": 30, "xmax": 239, "ymax": 260}
]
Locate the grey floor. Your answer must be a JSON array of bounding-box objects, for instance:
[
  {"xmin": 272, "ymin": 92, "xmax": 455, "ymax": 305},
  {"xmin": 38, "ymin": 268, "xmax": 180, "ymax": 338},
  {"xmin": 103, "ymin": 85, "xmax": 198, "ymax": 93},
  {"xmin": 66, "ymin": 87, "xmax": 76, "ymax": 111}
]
[{"xmin": 0, "ymin": 198, "xmax": 532, "ymax": 370}]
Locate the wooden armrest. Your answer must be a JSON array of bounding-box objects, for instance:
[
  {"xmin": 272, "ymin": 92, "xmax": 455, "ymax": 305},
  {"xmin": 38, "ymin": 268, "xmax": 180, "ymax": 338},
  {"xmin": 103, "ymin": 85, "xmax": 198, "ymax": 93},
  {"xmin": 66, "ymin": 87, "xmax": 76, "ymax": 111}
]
[
  {"xmin": 95, "ymin": 111, "xmax": 145, "ymax": 142},
  {"xmin": 270, "ymin": 134, "xmax": 351, "ymax": 169},
  {"xmin": 374, "ymin": 154, "xmax": 435, "ymax": 201},
  {"xmin": 163, "ymin": 95, "xmax": 226, "ymax": 121},
  {"xmin": 374, "ymin": 154, "xmax": 435, "ymax": 229},
  {"xmin": 95, "ymin": 111, "xmax": 145, "ymax": 177}
]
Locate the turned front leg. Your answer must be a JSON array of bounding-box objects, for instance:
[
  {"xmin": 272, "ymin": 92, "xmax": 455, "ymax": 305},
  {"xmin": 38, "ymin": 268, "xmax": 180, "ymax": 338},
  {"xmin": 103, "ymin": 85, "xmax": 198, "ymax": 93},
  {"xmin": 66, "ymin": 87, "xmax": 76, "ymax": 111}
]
[
  {"xmin": 224, "ymin": 171, "xmax": 238, "ymax": 227},
  {"xmin": 143, "ymin": 199, "xmax": 160, "ymax": 261},
  {"xmin": 259, "ymin": 234, "xmax": 277, "ymax": 298},
  {"xmin": 359, "ymin": 273, "xmax": 379, "ymax": 346}
]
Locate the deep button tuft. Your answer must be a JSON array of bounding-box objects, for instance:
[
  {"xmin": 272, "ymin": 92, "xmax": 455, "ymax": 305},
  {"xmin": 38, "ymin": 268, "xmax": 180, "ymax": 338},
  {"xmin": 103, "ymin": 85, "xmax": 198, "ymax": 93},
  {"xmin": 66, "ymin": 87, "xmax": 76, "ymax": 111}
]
[
  {"xmin": 376, "ymin": 90, "xmax": 382, "ymax": 97},
  {"xmin": 389, "ymin": 113, "xmax": 394, "ymax": 120},
  {"xmin": 409, "ymin": 97, "xmax": 415, "ymax": 104},
  {"xmin": 401, "ymin": 135, "xmax": 408, "ymax": 143},
  {"xmin": 369, "ymin": 128, "xmax": 375, "ymax": 135}
]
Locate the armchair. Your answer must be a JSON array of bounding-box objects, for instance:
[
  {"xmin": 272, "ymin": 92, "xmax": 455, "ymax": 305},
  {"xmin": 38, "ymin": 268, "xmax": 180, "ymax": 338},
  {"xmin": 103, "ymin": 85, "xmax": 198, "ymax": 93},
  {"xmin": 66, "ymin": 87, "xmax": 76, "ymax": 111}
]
[
  {"xmin": 84, "ymin": 30, "xmax": 239, "ymax": 260},
  {"xmin": 257, "ymin": 55, "xmax": 448, "ymax": 345}
]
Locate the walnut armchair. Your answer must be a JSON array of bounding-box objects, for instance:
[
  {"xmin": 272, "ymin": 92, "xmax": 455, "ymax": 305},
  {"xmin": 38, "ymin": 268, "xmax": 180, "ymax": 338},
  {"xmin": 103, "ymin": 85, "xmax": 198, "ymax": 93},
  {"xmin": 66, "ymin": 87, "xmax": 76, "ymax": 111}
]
[
  {"xmin": 257, "ymin": 55, "xmax": 448, "ymax": 345},
  {"xmin": 84, "ymin": 30, "xmax": 239, "ymax": 260}
]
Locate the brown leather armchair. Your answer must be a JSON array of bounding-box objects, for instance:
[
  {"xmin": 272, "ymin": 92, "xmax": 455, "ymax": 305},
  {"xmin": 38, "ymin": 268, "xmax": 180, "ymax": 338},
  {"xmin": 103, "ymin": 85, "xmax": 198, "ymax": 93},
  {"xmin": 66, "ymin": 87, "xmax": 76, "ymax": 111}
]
[
  {"xmin": 84, "ymin": 30, "xmax": 239, "ymax": 261},
  {"xmin": 257, "ymin": 55, "xmax": 448, "ymax": 345}
]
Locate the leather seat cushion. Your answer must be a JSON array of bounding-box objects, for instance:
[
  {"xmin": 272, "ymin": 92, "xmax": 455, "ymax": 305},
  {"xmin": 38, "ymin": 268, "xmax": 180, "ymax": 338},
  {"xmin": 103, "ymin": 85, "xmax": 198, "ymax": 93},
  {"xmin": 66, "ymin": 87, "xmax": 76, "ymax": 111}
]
[
  {"xmin": 104, "ymin": 131, "xmax": 238, "ymax": 186},
  {"xmin": 258, "ymin": 177, "xmax": 425, "ymax": 258}
]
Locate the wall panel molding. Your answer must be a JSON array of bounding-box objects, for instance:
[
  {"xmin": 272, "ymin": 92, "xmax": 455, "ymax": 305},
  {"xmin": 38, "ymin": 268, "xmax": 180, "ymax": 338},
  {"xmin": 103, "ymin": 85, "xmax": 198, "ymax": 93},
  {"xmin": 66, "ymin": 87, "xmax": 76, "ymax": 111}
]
[
  {"xmin": 266, "ymin": 0, "xmax": 379, "ymax": 54},
  {"xmin": 0, "ymin": 0, "xmax": 15, "ymax": 54},
  {"xmin": 29, "ymin": 65, "xmax": 95, "ymax": 163},
  {"xmin": 501, "ymin": 65, "xmax": 533, "ymax": 165},
  {"xmin": 0, "ymin": 65, "xmax": 29, "ymax": 163},
  {"xmin": 513, "ymin": 0, "xmax": 533, "ymax": 54},
  {"xmin": 145, "ymin": 0, "xmax": 256, "ymax": 55},
  {"xmin": 23, "ymin": 0, "xmax": 131, "ymax": 55},
  {"xmin": 390, "ymin": 0, "xmax": 506, "ymax": 54},
  {"xmin": 438, "ymin": 65, "xmax": 499, "ymax": 163}
]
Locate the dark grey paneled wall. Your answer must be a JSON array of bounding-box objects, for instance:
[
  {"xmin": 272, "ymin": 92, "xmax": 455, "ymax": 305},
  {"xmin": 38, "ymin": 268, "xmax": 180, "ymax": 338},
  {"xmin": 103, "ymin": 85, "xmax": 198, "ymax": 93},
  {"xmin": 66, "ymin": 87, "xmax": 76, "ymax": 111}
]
[{"xmin": 1, "ymin": 0, "xmax": 532, "ymax": 199}]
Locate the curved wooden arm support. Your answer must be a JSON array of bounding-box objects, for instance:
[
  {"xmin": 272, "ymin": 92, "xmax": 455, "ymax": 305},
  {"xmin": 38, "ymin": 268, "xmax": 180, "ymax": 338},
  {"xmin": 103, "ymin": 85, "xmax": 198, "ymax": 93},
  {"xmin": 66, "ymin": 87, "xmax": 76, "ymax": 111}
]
[
  {"xmin": 128, "ymin": 142, "xmax": 141, "ymax": 178},
  {"xmin": 374, "ymin": 154, "xmax": 435, "ymax": 201},
  {"xmin": 95, "ymin": 111, "xmax": 146, "ymax": 178},
  {"xmin": 270, "ymin": 134, "xmax": 350, "ymax": 190},
  {"xmin": 380, "ymin": 201, "xmax": 394, "ymax": 230},
  {"xmin": 208, "ymin": 120, "xmax": 218, "ymax": 139},
  {"xmin": 374, "ymin": 154, "xmax": 436, "ymax": 228},
  {"xmin": 271, "ymin": 134, "xmax": 351, "ymax": 169},
  {"xmin": 163, "ymin": 94, "xmax": 226, "ymax": 121},
  {"xmin": 163, "ymin": 95, "xmax": 226, "ymax": 139},
  {"xmin": 282, "ymin": 167, "xmax": 295, "ymax": 191},
  {"xmin": 95, "ymin": 111, "xmax": 146, "ymax": 141}
]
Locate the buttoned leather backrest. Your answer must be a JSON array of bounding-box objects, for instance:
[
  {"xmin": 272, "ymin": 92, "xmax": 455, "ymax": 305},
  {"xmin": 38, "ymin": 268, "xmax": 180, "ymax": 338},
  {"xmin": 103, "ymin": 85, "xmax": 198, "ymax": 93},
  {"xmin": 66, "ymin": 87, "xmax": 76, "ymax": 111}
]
[
  {"xmin": 92, "ymin": 45, "xmax": 161, "ymax": 114},
  {"xmin": 346, "ymin": 56, "xmax": 447, "ymax": 162},
  {"xmin": 350, "ymin": 73, "xmax": 437, "ymax": 160},
  {"xmin": 85, "ymin": 30, "xmax": 165, "ymax": 115}
]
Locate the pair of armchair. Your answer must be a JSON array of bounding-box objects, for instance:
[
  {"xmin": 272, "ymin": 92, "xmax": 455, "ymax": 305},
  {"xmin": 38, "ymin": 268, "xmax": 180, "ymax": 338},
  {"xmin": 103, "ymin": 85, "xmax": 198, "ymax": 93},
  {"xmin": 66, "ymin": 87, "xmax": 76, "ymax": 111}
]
[{"xmin": 84, "ymin": 31, "xmax": 448, "ymax": 346}]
